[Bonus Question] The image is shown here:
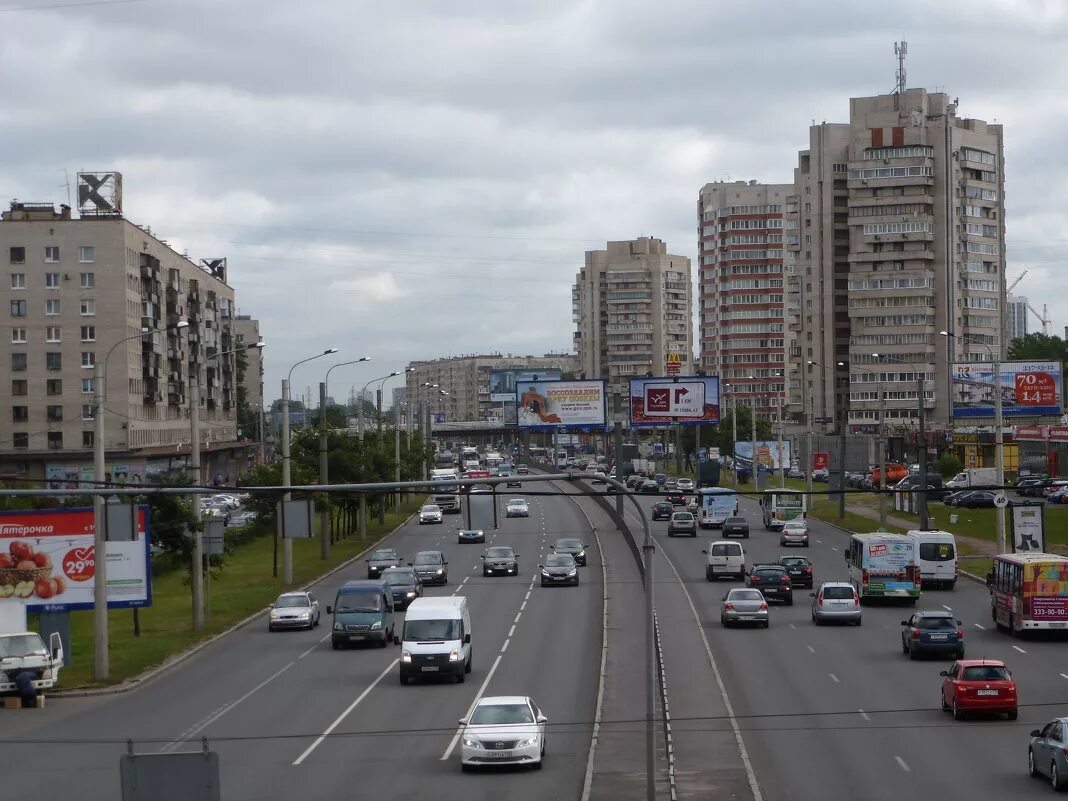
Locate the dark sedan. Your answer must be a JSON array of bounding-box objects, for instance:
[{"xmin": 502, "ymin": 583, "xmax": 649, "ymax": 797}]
[
  {"xmin": 779, "ymin": 555, "xmax": 814, "ymax": 589},
  {"xmin": 746, "ymin": 565, "xmax": 793, "ymax": 605},
  {"xmin": 722, "ymin": 516, "xmax": 750, "ymax": 539},
  {"xmin": 651, "ymin": 501, "xmax": 674, "ymax": 521},
  {"xmin": 411, "ymin": 551, "xmax": 448, "ymax": 585},
  {"xmin": 664, "ymin": 493, "xmax": 686, "ymax": 506},
  {"xmin": 381, "ymin": 566, "xmax": 422, "ymax": 610},
  {"xmin": 552, "ymin": 537, "xmax": 589, "ymax": 567},
  {"xmin": 901, "ymin": 610, "xmax": 964, "ymax": 659},
  {"xmin": 539, "ymin": 553, "xmax": 579, "ymax": 586},
  {"xmin": 482, "ymin": 546, "xmax": 520, "ymax": 577},
  {"xmin": 639, "ymin": 479, "xmax": 660, "ymax": 494},
  {"xmin": 366, "ymin": 548, "xmax": 402, "ymax": 579},
  {"xmin": 958, "ymin": 490, "xmax": 997, "ymax": 509},
  {"xmin": 944, "ymin": 490, "xmax": 977, "ymax": 507}
]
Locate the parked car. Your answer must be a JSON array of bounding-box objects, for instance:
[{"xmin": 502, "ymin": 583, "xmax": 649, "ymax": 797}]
[
  {"xmin": 1044, "ymin": 480, "xmax": 1068, "ymax": 498},
  {"xmin": 787, "ymin": 466, "xmax": 806, "ymax": 479},
  {"xmin": 1016, "ymin": 478, "xmax": 1044, "ymax": 496},
  {"xmin": 651, "ymin": 501, "xmax": 674, "ymax": 521},
  {"xmin": 746, "ymin": 564, "xmax": 793, "ymax": 605},
  {"xmin": 1049, "ymin": 488, "xmax": 1068, "ymax": 504},
  {"xmin": 810, "ymin": 581, "xmax": 861, "ymax": 626},
  {"xmin": 720, "ymin": 588, "xmax": 769, "ymax": 628},
  {"xmin": 958, "ymin": 490, "xmax": 997, "ymax": 509},
  {"xmin": 1028, "ymin": 718, "xmax": 1068, "ymax": 788},
  {"xmin": 812, "ymin": 468, "xmax": 829, "ymax": 482},
  {"xmin": 940, "ymin": 659, "xmax": 1017, "ymax": 720},
  {"xmin": 667, "ymin": 511, "xmax": 697, "ymax": 537},
  {"xmin": 779, "ymin": 555, "xmax": 814, "ymax": 589},
  {"xmin": 721, "ymin": 516, "xmax": 750, "ymax": 539},
  {"xmin": 944, "ymin": 490, "xmax": 977, "ymax": 507},
  {"xmin": 901, "ymin": 610, "xmax": 964, "ymax": 660}
]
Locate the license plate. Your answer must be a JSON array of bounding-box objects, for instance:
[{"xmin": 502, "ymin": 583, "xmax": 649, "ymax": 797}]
[
  {"xmin": 1049, "ymin": 622, "xmax": 1066, "ymax": 628},
  {"xmin": 554, "ymin": 576, "xmax": 567, "ymax": 581},
  {"xmin": 712, "ymin": 565, "xmax": 727, "ymax": 571},
  {"xmin": 421, "ymin": 666, "xmax": 439, "ymax": 672},
  {"xmin": 485, "ymin": 751, "xmax": 513, "ymax": 758},
  {"xmin": 739, "ymin": 615, "xmax": 754, "ymax": 620},
  {"xmin": 976, "ymin": 689, "xmax": 998, "ymax": 696},
  {"xmin": 928, "ymin": 634, "xmax": 947, "ymax": 640}
]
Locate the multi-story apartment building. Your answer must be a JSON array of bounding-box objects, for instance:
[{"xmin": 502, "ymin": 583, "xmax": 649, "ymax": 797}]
[
  {"xmin": 1005, "ymin": 295, "xmax": 1028, "ymax": 345},
  {"xmin": 572, "ymin": 237, "xmax": 692, "ymax": 399},
  {"xmin": 405, "ymin": 353, "xmax": 579, "ymax": 424},
  {"xmin": 785, "ymin": 89, "xmax": 1006, "ymax": 431},
  {"xmin": 698, "ymin": 182, "xmax": 789, "ymax": 419},
  {"xmin": 233, "ymin": 314, "xmax": 263, "ymax": 414},
  {"xmin": 0, "ymin": 200, "xmax": 247, "ymax": 484}
]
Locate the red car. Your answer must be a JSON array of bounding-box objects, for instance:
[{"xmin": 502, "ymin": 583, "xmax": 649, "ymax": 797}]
[{"xmin": 939, "ymin": 659, "xmax": 1017, "ymax": 720}]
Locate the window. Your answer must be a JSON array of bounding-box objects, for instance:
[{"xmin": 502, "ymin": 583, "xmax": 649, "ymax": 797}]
[
  {"xmin": 82, "ymin": 431, "xmax": 94, "ymax": 448},
  {"xmin": 10, "ymin": 299, "xmax": 26, "ymax": 317},
  {"xmin": 81, "ymin": 352, "xmax": 95, "ymax": 368},
  {"xmin": 10, "ymin": 273, "xmax": 25, "ymax": 289},
  {"xmin": 863, "ymin": 145, "xmax": 934, "ymax": 160},
  {"xmin": 81, "ymin": 404, "xmax": 94, "ymax": 420},
  {"xmin": 45, "ymin": 272, "xmax": 60, "ymax": 288},
  {"xmin": 44, "ymin": 246, "xmax": 60, "ymax": 263},
  {"xmin": 46, "ymin": 379, "xmax": 62, "ymax": 396},
  {"xmin": 11, "ymin": 353, "xmax": 27, "ymax": 371},
  {"xmin": 46, "ymin": 326, "xmax": 61, "ymax": 343},
  {"xmin": 80, "ymin": 299, "xmax": 95, "ymax": 316},
  {"xmin": 11, "ymin": 380, "xmax": 27, "ymax": 396},
  {"xmin": 80, "ymin": 325, "xmax": 96, "ymax": 342},
  {"xmin": 961, "ymin": 147, "xmax": 997, "ymax": 166},
  {"xmin": 46, "ymin": 352, "xmax": 62, "ymax": 371},
  {"xmin": 81, "ymin": 377, "xmax": 94, "ymax": 393},
  {"xmin": 13, "ymin": 433, "xmax": 28, "ymax": 449},
  {"xmin": 919, "ymin": 543, "xmax": 955, "ymax": 562},
  {"xmin": 47, "ymin": 432, "xmax": 63, "ymax": 450},
  {"xmin": 45, "ymin": 299, "xmax": 60, "ymax": 316},
  {"xmin": 47, "ymin": 405, "xmax": 63, "ymax": 421},
  {"xmin": 80, "ymin": 272, "xmax": 95, "ymax": 288},
  {"xmin": 10, "ymin": 246, "xmax": 26, "ymax": 264},
  {"xmin": 848, "ymin": 166, "xmax": 934, "ymax": 180},
  {"xmin": 79, "ymin": 246, "xmax": 95, "ymax": 263},
  {"xmin": 11, "ymin": 328, "xmax": 26, "ymax": 344},
  {"xmin": 12, "ymin": 406, "xmax": 28, "ymax": 423},
  {"xmin": 862, "ymin": 221, "xmax": 932, "ymax": 235}
]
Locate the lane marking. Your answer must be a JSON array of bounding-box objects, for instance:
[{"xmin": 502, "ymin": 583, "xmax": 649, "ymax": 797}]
[
  {"xmin": 831, "ymin": 547, "xmax": 839, "ymax": 552},
  {"xmin": 1012, "ymin": 645, "xmax": 1027, "ymax": 654},
  {"xmin": 829, "ymin": 673, "xmax": 840, "ymax": 683},
  {"xmin": 815, "ymin": 540, "xmax": 822, "ymax": 544},
  {"xmin": 894, "ymin": 756, "xmax": 910, "ymax": 772},
  {"xmin": 942, "ymin": 605, "xmax": 953, "ymax": 612},
  {"xmin": 514, "ymin": 613, "xmax": 522, "ymax": 624},
  {"xmin": 806, "ymin": 645, "xmax": 815, "ymax": 654},
  {"xmin": 441, "ymin": 653, "xmax": 505, "ymax": 761},
  {"xmin": 501, "ymin": 639, "xmax": 509, "ymax": 653},
  {"xmin": 298, "ymin": 633, "xmax": 333, "ymax": 659},
  {"xmin": 974, "ymin": 623, "xmax": 986, "ymax": 630},
  {"xmin": 293, "ymin": 659, "xmax": 398, "ymax": 765},
  {"xmin": 1060, "ymin": 673, "xmax": 1068, "ymax": 680},
  {"xmin": 859, "ymin": 709, "xmax": 871, "ymax": 721},
  {"xmin": 162, "ymin": 660, "xmax": 295, "ymax": 753},
  {"xmin": 789, "ymin": 623, "xmax": 797, "ymax": 631},
  {"xmin": 520, "ymin": 600, "xmax": 527, "ymax": 611},
  {"xmin": 508, "ymin": 624, "xmax": 515, "ymax": 637}
]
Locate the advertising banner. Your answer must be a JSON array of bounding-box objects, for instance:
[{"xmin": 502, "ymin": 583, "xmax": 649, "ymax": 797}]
[
  {"xmin": 1011, "ymin": 503, "xmax": 1045, "ymax": 553},
  {"xmin": 734, "ymin": 440, "xmax": 792, "ymax": 470},
  {"xmin": 0, "ymin": 507, "xmax": 152, "ymax": 612},
  {"xmin": 951, "ymin": 361, "xmax": 1063, "ymax": 418},
  {"xmin": 628, "ymin": 376, "xmax": 720, "ymax": 427},
  {"xmin": 812, "ymin": 452, "xmax": 830, "ymax": 471},
  {"xmin": 489, "ymin": 369, "xmax": 562, "ymax": 403},
  {"xmin": 515, "ymin": 380, "xmax": 606, "ymax": 430}
]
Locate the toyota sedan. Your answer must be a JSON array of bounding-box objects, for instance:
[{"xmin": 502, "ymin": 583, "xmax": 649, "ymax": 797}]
[{"xmin": 460, "ymin": 696, "xmax": 547, "ymax": 771}]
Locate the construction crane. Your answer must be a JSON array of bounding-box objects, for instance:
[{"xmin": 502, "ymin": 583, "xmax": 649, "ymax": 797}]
[
  {"xmin": 1007, "ymin": 270, "xmax": 1028, "ymax": 294},
  {"xmin": 1006, "ymin": 270, "xmax": 1051, "ymax": 335}
]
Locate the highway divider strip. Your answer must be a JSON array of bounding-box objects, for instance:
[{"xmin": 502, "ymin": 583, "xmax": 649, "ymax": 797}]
[{"xmin": 653, "ymin": 611, "xmax": 678, "ymax": 801}]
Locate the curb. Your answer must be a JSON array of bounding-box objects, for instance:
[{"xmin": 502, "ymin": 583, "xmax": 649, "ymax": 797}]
[{"xmin": 54, "ymin": 507, "xmax": 419, "ymax": 698}]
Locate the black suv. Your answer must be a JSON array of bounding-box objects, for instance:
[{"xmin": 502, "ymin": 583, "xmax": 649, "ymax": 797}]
[
  {"xmin": 746, "ymin": 565, "xmax": 793, "ymax": 605},
  {"xmin": 778, "ymin": 555, "xmax": 813, "ymax": 589},
  {"xmin": 651, "ymin": 501, "xmax": 674, "ymax": 521},
  {"xmin": 722, "ymin": 517, "xmax": 750, "ymax": 539}
]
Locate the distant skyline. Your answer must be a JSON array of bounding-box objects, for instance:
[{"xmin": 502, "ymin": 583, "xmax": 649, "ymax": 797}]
[{"xmin": 3, "ymin": 0, "xmax": 1065, "ymax": 396}]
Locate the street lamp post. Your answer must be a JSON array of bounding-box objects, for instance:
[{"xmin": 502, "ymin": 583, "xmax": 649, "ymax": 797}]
[
  {"xmin": 319, "ymin": 358, "xmax": 371, "ymax": 558},
  {"xmin": 282, "ymin": 348, "xmax": 339, "ymax": 584},
  {"xmin": 852, "ymin": 364, "xmax": 887, "ymax": 530},
  {"xmin": 874, "ymin": 352, "xmax": 929, "ymax": 529},
  {"xmin": 358, "ymin": 371, "xmax": 399, "ymax": 439},
  {"xmin": 941, "ymin": 331, "xmax": 1005, "ymax": 552},
  {"xmin": 92, "ymin": 320, "xmax": 188, "ymax": 679}
]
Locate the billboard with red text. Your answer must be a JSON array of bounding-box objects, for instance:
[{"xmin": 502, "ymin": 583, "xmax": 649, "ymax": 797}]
[{"xmin": 628, "ymin": 376, "xmax": 720, "ymax": 427}]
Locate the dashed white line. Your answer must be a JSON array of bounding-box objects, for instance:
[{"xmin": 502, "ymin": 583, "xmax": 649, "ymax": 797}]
[
  {"xmin": 859, "ymin": 709, "xmax": 871, "ymax": 721},
  {"xmin": 1059, "ymin": 673, "xmax": 1068, "ymax": 681},
  {"xmin": 501, "ymin": 639, "xmax": 510, "ymax": 653},
  {"xmin": 520, "ymin": 600, "xmax": 527, "ymax": 611},
  {"xmin": 829, "ymin": 673, "xmax": 840, "ymax": 683},
  {"xmin": 441, "ymin": 653, "xmax": 505, "ymax": 761},
  {"xmin": 514, "ymin": 612, "xmax": 522, "ymax": 625},
  {"xmin": 894, "ymin": 756, "xmax": 910, "ymax": 772},
  {"xmin": 1012, "ymin": 645, "xmax": 1027, "ymax": 654},
  {"xmin": 806, "ymin": 645, "xmax": 815, "ymax": 654},
  {"xmin": 508, "ymin": 624, "xmax": 515, "ymax": 637},
  {"xmin": 974, "ymin": 623, "xmax": 986, "ymax": 630},
  {"xmin": 831, "ymin": 547, "xmax": 839, "ymax": 552},
  {"xmin": 789, "ymin": 623, "xmax": 797, "ymax": 630},
  {"xmin": 298, "ymin": 633, "xmax": 332, "ymax": 659},
  {"xmin": 942, "ymin": 605, "xmax": 954, "ymax": 612},
  {"xmin": 815, "ymin": 540, "xmax": 822, "ymax": 544}
]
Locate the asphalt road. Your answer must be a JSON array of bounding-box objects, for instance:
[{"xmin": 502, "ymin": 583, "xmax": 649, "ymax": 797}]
[{"xmin": 2, "ymin": 488, "xmax": 605, "ymax": 801}]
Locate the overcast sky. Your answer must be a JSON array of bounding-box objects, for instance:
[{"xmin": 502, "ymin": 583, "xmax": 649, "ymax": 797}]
[{"xmin": 3, "ymin": 0, "xmax": 1066, "ymax": 406}]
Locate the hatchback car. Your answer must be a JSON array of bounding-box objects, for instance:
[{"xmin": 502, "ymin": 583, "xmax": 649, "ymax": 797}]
[
  {"xmin": 721, "ymin": 588, "xmax": 769, "ymax": 628},
  {"xmin": 676, "ymin": 478, "xmax": 695, "ymax": 492},
  {"xmin": 268, "ymin": 591, "xmax": 320, "ymax": 631},
  {"xmin": 539, "ymin": 553, "xmax": 579, "ymax": 586},
  {"xmin": 482, "ymin": 546, "xmax": 520, "ymax": 577},
  {"xmin": 366, "ymin": 548, "xmax": 402, "ymax": 579},
  {"xmin": 779, "ymin": 555, "xmax": 814, "ymax": 589},
  {"xmin": 1029, "ymin": 718, "xmax": 1068, "ymax": 789},
  {"xmin": 901, "ymin": 611, "xmax": 964, "ymax": 659},
  {"xmin": 551, "ymin": 537, "xmax": 588, "ymax": 566},
  {"xmin": 722, "ymin": 516, "xmax": 750, "ymax": 539},
  {"xmin": 746, "ymin": 565, "xmax": 793, "ymax": 605},
  {"xmin": 651, "ymin": 501, "xmax": 674, "ymax": 521},
  {"xmin": 419, "ymin": 504, "xmax": 444, "ymax": 524},
  {"xmin": 667, "ymin": 511, "xmax": 696, "ymax": 537},
  {"xmin": 459, "ymin": 695, "xmax": 547, "ymax": 771},
  {"xmin": 810, "ymin": 582, "xmax": 861, "ymax": 626},
  {"xmin": 664, "ymin": 478, "xmax": 678, "ymax": 491},
  {"xmin": 411, "ymin": 551, "xmax": 448, "ymax": 585},
  {"xmin": 780, "ymin": 520, "xmax": 809, "ymax": 547},
  {"xmin": 940, "ymin": 659, "xmax": 1017, "ymax": 720},
  {"xmin": 381, "ymin": 566, "xmax": 423, "ymax": 610},
  {"xmin": 505, "ymin": 499, "xmax": 529, "ymax": 517},
  {"xmin": 626, "ymin": 474, "xmax": 644, "ymax": 489}
]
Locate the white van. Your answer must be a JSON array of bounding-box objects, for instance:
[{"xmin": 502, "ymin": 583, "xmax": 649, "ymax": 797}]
[
  {"xmin": 702, "ymin": 540, "xmax": 745, "ymax": 581},
  {"xmin": 907, "ymin": 529, "xmax": 958, "ymax": 590},
  {"xmin": 399, "ymin": 597, "xmax": 472, "ymax": 685}
]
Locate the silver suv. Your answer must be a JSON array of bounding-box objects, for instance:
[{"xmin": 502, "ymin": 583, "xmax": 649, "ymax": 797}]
[
  {"xmin": 667, "ymin": 511, "xmax": 696, "ymax": 537},
  {"xmin": 811, "ymin": 581, "xmax": 861, "ymax": 626}
]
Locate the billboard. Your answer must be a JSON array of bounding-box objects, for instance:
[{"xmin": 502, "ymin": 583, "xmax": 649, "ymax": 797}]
[
  {"xmin": 734, "ymin": 440, "xmax": 792, "ymax": 470},
  {"xmin": 1011, "ymin": 503, "xmax": 1045, "ymax": 553},
  {"xmin": 951, "ymin": 361, "xmax": 1063, "ymax": 418},
  {"xmin": 489, "ymin": 369, "xmax": 562, "ymax": 403},
  {"xmin": 515, "ymin": 380, "xmax": 606, "ymax": 430},
  {"xmin": 628, "ymin": 376, "xmax": 720, "ymax": 427},
  {"xmin": 0, "ymin": 507, "xmax": 152, "ymax": 612}
]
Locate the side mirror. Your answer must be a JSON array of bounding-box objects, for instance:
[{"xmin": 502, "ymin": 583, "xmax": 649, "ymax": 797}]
[
  {"xmin": 49, "ymin": 631, "xmax": 63, "ymax": 666},
  {"xmin": 939, "ymin": 671, "xmax": 949, "ymax": 677},
  {"xmin": 326, "ymin": 606, "xmax": 334, "ymax": 614},
  {"xmin": 701, "ymin": 550, "xmax": 708, "ymax": 555},
  {"xmin": 809, "ymin": 592, "xmax": 816, "ymax": 597},
  {"xmin": 458, "ymin": 718, "xmax": 468, "ymax": 726},
  {"xmin": 480, "ymin": 555, "xmax": 486, "ymax": 559},
  {"xmin": 956, "ymin": 620, "xmax": 962, "ymax": 625},
  {"xmin": 364, "ymin": 559, "xmax": 369, "ymax": 563},
  {"xmin": 268, "ymin": 603, "xmax": 274, "ymax": 609},
  {"xmin": 536, "ymin": 714, "xmax": 547, "ymax": 723},
  {"xmin": 1031, "ymin": 729, "xmax": 1042, "ymax": 737},
  {"xmin": 900, "ymin": 621, "xmax": 909, "ymax": 626},
  {"xmin": 514, "ymin": 554, "xmax": 520, "ymax": 558},
  {"xmin": 393, "ymin": 635, "xmax": 400, "ymax": 645},
  {"xmin": 538, "ymin": 565, "xmax": 544, "ymax": 569},
  {"xmin": 464, "ymin": 633, "xmax": 471, "ymax": 644}
]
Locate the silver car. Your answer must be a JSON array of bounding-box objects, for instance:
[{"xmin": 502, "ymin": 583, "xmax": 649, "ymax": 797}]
[
  {"xmin": 810, "ymin": 581, "xmax": 861, "ymax": 626},
  {"xmin": 780, "ymin": 520, "xmax": 809, "ymax": 547},
  {"xmin": 676, "ymin": 478, "xmax": 695, "ymax": 492},
  {"xmin": 505, "ymin": 499, "xmax": 529, "ymax": 517},
  {"xmin": 720, "ymin": 588, "xmax": 769, "ymax": 628},
  {"xmin": 419, "ymin": 504, "xmax": 443, "ymax": 524},
  {"xmin": 667, "ymin": 511, "xmax": 696, "ymax": 537},
  {"xmin": 1029, "ymin": 717, "xmax": 1068, "ymax": 789}
]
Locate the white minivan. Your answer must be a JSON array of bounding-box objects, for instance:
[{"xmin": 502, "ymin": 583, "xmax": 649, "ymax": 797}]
[
  {"xmin": 702, "ymin": 540, "xmax": 746, "ymax": 581},
  {"xmin": 908, "ymin": 529, "xmax": 958, "ymax": 590},
  {"xmin": 400, "ymin": 597, "xmax": 472, "ymax": 685}
]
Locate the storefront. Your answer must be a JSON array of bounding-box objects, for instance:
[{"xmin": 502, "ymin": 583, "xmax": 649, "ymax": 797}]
[
  {"xmin": 1013, "ymin": 425, "xmax": 1068, "ymax": 478},
  {"xmin": 947, "ymin": 430, "xmax": 1020, "ymax": 476}
]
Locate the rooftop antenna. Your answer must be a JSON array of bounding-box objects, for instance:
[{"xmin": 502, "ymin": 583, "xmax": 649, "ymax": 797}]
[{"xmin": 894, "ymin": 40, "xmax": 907, "ymax": 94}]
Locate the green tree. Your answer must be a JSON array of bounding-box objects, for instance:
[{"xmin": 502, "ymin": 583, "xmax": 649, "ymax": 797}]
[
  {"xmin": 934, "ymin": 452, "xmax": 962, "ymax": 479},
  {"xmin": 1007, "ymin": 333, "xmax": 1068, "ymax": 362}
]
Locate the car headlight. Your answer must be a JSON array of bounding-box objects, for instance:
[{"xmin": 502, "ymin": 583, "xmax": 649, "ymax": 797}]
[
  {"xmin": 515, "ymin": 736, "xmax": 539, "ymax": 748},
  {"xmin": 406, "ymin": 591, "xmax": 416, "ymax": 597},
  {"xmin": 449, "ymin": 649, "xmax": 460, "ymax": 662},
  {"xmin": 371, "ymin": 620, "xmax": 382, "ymax": 630},
  {"xmin": 334, "ymin": 622, "xmax": 343, "ymax": 631},
  {"xmin": 577, "ymin": 551, "xmax": 585, "ymax": 557},
  {"xmin": 296, "ymin": 612, "xmax": 310, "ymax": 619},
  {"xmin": 567, "ymin": 569, "xmax": 577, "ymax": 576},
  {"xmin": 541, "ymin": 570, "xmax": 551, "ymax": 577},
  {"xmin": 462, "ymin": 737, "xmax": 482, "ymax": 748},
  {"xmin": 436, "ymin": 569, "xmax": 444, "ymax": 575},
  {"xmin": 401, "ymin": 650, "xmax": 412, "ymax": 663},
  {"xmin": 270, "ymin": 610, "xmax": 281, "ymax": 619}
]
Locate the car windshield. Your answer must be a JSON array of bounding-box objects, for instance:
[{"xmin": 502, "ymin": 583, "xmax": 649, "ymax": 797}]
[
  {"xmin": 414, "ymin": 553, "xmax": 443, "ymax": 565},
  {"xmin": 672, "ymin": 513, "xmax": 693, "ymax": 521},
  {"xmin": 335, "ymin": 591, "xmax": 383, "ymax": 613},
  {"xmin": 421, "ymin": 505, "xmax": 440, "ymax": 513},
  {"xmin": 729, "ymin": 590, "xmax": 763, "ymax": 601},
  {"xmin": 962, "ymin": 666, "xmax": 1010, "ymax": 681},
  {"xmin": 486, "ymin": 547, "xmax": 514, "ymax": 558},
  {"xmin": 470, "ymin": 703, "xmax": 534, "ymax": 725},
  {"xmin": 0, "ymin": 634, "xmax": 47, "ymax": 658},
  {"xmin": 404, "ymin": 619, "xmax": 459, "ymax": 641},
  {"xmin": 383, "ymin": 570, "xmax": 415, "ymax": 585},
  {"xmin": 546, "ymin": 555, "xmax": 574, "ymax": 567},
  {"xmin": 785, "ymin": 522, "xmax": 806, "ymax": 529},
  {"xmin": 917, "ymin": 616, "xmax": 956, "ymax": 629},
  {"xmin": 275, "ymin": 595, "xmax": 310, "ymax": 608},
  {"xmin": 822, "ymin": 586, "xmax": 854, "ymax": 599},
  {"xmin": 371, "ymin": 550, "xmax": 396, "ymax": 560},
  {"xmin": 507, "ymin": 500, "xmax": 525, "ymax": 507},
  {"xmin": 557, "ymin": 540, "xmax": 582, "ymax": 549}
]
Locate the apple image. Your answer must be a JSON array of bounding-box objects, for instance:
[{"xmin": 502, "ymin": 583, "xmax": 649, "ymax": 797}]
[
  {"xmin": 52, "ymin": 576, "xmax": 67, "ymax": 594},
  {"xmin": 14, "ymin": 581, "xmax": 34, "ymax": 598},
  {"xmin": 15, "ymin": 560, "xmax": 37, "ymax": 571},
  {"xmin": 0, "ymin": 553, "xmax": 14, "ymax": 569},
  {"xmin": 32, "ymin": 552, "xmax": 52, "ymax": 569},
  {"xmin": 0, "ymin": 584, "xmax": 13, "ymax": 599},
  {"xmin": 34, "ymin": 578, "xmax": 55, "ymax": 599},
  {"xmin": 9, "ymin": 541, "xmax": 33, "ymax": 561}
]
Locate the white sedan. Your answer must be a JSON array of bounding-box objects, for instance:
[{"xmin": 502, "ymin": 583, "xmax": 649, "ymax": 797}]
[
  {"xmin": 676, "ymin": 478, "xmax": 695, "ymax": 492},
  {"xmin": 505, "ymin": 499, "xmax": 529, "ymax": 517},
  {"xmin": 460, "ymin": 695, "xmax": 547, "ymax": 771},
  {"xmin": 780, "ymin": 519, "xmax": 810, "ymax": 547},
  {"xmin": 419, "ymin": 504, "xmax": 444, "ymax": 524}
]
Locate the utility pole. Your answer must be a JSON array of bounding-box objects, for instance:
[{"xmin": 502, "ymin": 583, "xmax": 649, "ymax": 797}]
[
  {"xmin": 994, "ymin": 356, "xmax": 1006, "ymax": 552},
  {"xmin": 319, "ymin": 382, "xmax": 330, "ymax": 559},
  {"xmin": 92, "ymin": 358, "xmax": 109, "ymax": 680},
  {"xmin": 614, "ymin": 420, "xmax": 624, "ymax": 516},
  {"xmin": 730, "ymin": 389, "xmax": 738, "ymax": 488},
  {"xmin": 750, "ymin": 397, "xmax": 757, "ymax": 489},
  {"xmin": 777, "ymin": 391, "xmax": 786, "ymax": 489},
  {"xmin": 190, "ymin": 371, "xmax": 205, "ymax": 631},
  {"xmin": 916, "ymin": 371, "xmax": 928, "ymax": 528},
  {"xmin": 281, "ymin": 377, "xmax": 294, "ymax": 584}
]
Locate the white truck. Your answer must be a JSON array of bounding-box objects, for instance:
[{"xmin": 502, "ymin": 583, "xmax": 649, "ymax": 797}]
[
  {"xmin": 0, "ymin": 631, "xmax": 64, "ymax": 697},
  {"xmin": 945, "ymin": 467, "xmax": 998, "ymax": 489},
  {"xmin": 430, "ymin": 469, "xmax": 462, "ymax": 514}
]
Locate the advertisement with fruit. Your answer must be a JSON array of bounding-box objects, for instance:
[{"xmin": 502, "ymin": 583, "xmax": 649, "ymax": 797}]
[{"xmin": 0, "ymin": 507, "xmax": 151, "ymax": 612}]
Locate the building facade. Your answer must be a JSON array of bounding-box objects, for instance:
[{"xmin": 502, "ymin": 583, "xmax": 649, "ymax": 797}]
[
  {"xmin": 0, "ymin": 200, "xmax": 247, "ymax": 483},
  {"xmin": 233, "ymin": 314, "xmax": 263, "ymax": 413},
  {"xmin": 698, "ymin": 182, "xmax": 789, "ymax": 419},
  {"xmin": 785, "ymin": 89, "xmax": 1006, "ymax": 431},
  {"xmin": 1005, "ymin": 295, "xmax": 1028, "ymax": 345},
  {"xmin": 572, "ymin": 237, "xmax": 692, "ymax": 399}
]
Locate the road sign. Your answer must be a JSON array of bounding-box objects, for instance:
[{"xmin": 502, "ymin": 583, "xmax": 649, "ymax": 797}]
[
  {"xmin": 994, "ymin": 492, "xmax": 1008, "ymax": 509},
  {"xmin": 812, "ymin": 452, "xmax": 829, "ymax": 471},
  {"xmin": 643, "ymin": 381, "xmax": 706, "ymax": 417},
  {"xmin": 666, "ymin": 353, "xmax": 682, "ymax": 375}
]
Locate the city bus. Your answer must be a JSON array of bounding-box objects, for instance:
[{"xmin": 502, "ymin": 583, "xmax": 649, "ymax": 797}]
[
  {"xmin": 987, "ymin": 553, "xmax": 1068, "ymax": 635},
  {"xmin": 760, "ymin": 489, "xmax": 806, "ymax": 531},
  {"xmin": 845, "ymin": 532, "xmax": 921, "ymax": 603},
  {"xmin": 528, "ymin": 446, "xmax": 548, "ymax": 463},
  {"xmin": 696, "ymin": 487, "xmax": 739, "ymax": 529}
]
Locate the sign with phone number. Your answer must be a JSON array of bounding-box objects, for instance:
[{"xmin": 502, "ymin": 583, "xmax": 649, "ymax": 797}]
[{"xmin": 1030, "ymin": 598, "xmax": 1068, "ymax": 620}]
